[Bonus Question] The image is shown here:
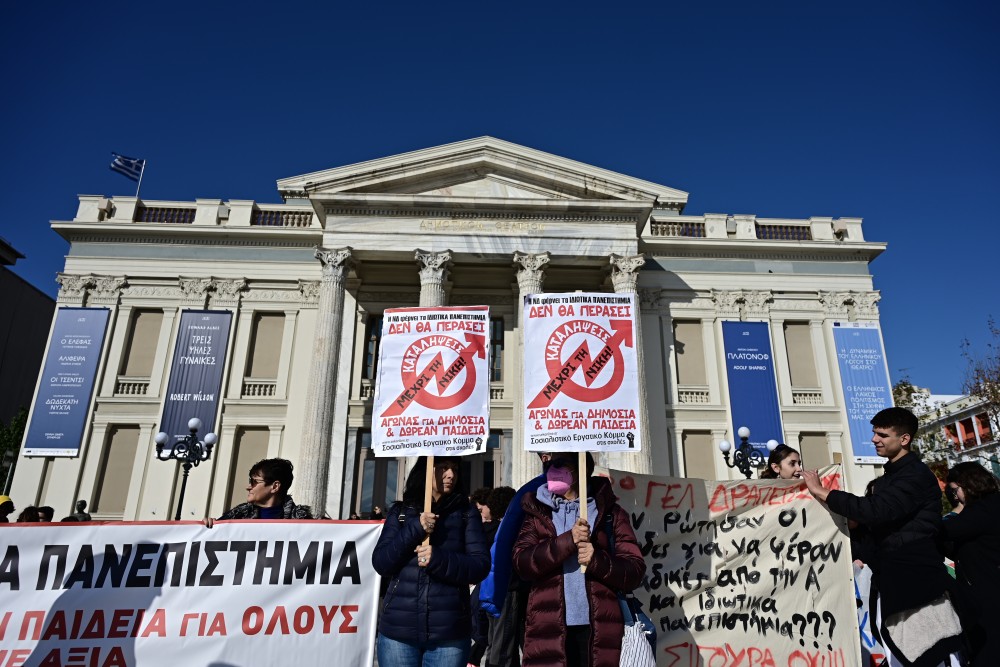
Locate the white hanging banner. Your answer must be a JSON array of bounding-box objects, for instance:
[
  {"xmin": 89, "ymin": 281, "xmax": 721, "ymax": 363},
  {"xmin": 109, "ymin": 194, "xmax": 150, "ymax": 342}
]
[
  {"xmin": 0, "ymin": 520, "xmax": 381, "ymax": 666},
  {"xmin": 523, "ymin": 292, "xmax": 641, "ymax": 453},
  {"xmin": 372, "ymin": 306, "xmax": 491, "ymax": 457}
]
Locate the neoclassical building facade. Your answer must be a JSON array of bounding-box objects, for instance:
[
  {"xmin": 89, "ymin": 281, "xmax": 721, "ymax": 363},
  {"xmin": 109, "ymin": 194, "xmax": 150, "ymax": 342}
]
[{"xmin": 11, "ymin": 137, "xmax": 888, "ymax": 520}]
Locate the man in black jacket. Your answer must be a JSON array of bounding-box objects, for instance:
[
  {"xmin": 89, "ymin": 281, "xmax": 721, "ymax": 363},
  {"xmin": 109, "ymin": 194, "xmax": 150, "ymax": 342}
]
[{"xmin": 804, "ymin": 407, "xmax": 963, "ymax": 666}]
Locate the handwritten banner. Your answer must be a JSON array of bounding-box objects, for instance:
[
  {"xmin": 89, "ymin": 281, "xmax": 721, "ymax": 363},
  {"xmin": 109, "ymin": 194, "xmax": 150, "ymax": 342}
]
[
  {"xmin": 23, "ymin": 308, "xmax": 109, "ymax": 457},
  {"xmin": 523, "ymin": 292, "xmax": 641, "ymax": 452},
  {"xmin": 0, "ymin": 520, "xmax": 380, "ymax": 666},
  {"xmin": 833, "ymin": 322, "xmax": 893, "ymax": 463},
  {"xmin": 609, "ymin": 467, "xmax": 860, "ymax": 667},
  {"xmin": 372, "ymin": 306, "xmax": 490, "ymax": 457},
  {"xmin": 159, "ymin": 311, "xmax": 232, "ymax": 442}
]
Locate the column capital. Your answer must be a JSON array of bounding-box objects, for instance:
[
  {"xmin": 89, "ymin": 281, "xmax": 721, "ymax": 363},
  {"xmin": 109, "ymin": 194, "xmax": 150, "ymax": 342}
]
[
  {"xmin": 415, "ymin": 249, "xmax": 452, "ymax": 281},
  {"xmin": 209, "ymin": 278, "xmax": 247, "ymax": 308},
  {"xmin": 711, "ymin": 289, "xmax": 772, "ymax": 320},
  {"xmin": 56, "ymin": 273, "xmax": 96, "ymax": 306},
  {"xmin": 88, "ymin": 275, "xmax": 128, "ymax": 306},
  {"xmin": 514, "ymin": 251, "xmax": 550, "ymax": 294},
  {"xmin": 637, "ymin": 287, "xmax": 663, "ymax": 311},
  {"xmin": 609, "ymin": 253, "xmax": 645, "ymax": 293},
  {"xmin": 178, "ymin": 277, "xmax": 215, "ymax": 307},
  {"xmin": 315, "ymin": 246, "xmax": 353, "ymax": 281},
  {"xmin": 298, "ymin": 280, "xmax": 321, "ymax": 304}
]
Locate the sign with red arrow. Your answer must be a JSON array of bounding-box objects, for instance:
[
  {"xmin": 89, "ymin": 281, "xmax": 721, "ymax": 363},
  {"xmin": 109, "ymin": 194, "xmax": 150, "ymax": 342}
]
[
  {"xmin": 372, "ymin": 306, "xmax": 491, "ymax": 457},
  {"xmin": 523, "ymin": 293, "xmax": 641, "ymax": 453}
]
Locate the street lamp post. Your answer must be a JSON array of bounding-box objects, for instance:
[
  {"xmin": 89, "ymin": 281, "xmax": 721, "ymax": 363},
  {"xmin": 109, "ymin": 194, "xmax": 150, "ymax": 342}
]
[
  {"xmin": 154, "ymin": 418, "xmax": 217, "ymax": 521},
  {"xmin": 718, "ymin": 426, "xmax": 779, "ymax": 479}
]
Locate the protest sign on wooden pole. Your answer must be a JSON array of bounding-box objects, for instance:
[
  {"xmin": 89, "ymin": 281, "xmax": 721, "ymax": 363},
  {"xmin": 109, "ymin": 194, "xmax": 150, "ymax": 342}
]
[
  {"xmin": 522, "ymin": 292, "xmax": 642, "ymax": 573},
  {"xmin": 371, "ymin": 306, "xmax": 490, "ymax": 541}
]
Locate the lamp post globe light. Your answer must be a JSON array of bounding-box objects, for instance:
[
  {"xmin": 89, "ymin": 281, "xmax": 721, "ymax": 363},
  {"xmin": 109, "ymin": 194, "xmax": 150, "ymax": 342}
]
[
  {"xmin": 154, "ymin": 417, "xmax": 217, "ymax": 521},
  {"xmin": 717, "ymin": 427, "xmax": 779, "ymax": 480}
]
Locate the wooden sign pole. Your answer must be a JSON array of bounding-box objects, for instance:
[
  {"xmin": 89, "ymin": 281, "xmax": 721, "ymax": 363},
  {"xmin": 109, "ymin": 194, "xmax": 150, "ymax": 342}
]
[
  {"xmin": 579, "ymin": 450, "xmax": 589, "ymax": 573},
  {"xmin": 422, "ymin": 455, "xmax": 434, "ymax": 547}
]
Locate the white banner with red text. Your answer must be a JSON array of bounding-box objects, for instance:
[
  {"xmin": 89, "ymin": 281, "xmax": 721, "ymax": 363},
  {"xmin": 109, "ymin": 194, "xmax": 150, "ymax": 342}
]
[
  {"xmin": 609, "ymin": 466, "xmax": 860, "ymax": 667},
  {"xmin": 0, "ymin": 520, "xmax": 380, "ymax": 667},
  {"xmin": 372, "ymin": 306, "xmax": 491, "ymax": 457},
  {"xmin": 523, "ymin": 292, "xmax": 641, "ymax": 453}
]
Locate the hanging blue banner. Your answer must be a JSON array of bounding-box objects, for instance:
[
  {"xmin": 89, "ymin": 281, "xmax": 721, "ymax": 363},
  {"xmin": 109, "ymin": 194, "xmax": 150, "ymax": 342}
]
[
  {"xmin": 722, "ymin": 321, "xmax": 784, "ymax": 452},
  {"xmin": 833, "ymin": 322, "xmax": 893, "ymax": 463},
  {"xmin": 24, "ymin": 308, "xmax": 110, "ymax": 457},
  {"xmin": 159, "ymin": 310, "xmax": 232, "ymax": 442}
]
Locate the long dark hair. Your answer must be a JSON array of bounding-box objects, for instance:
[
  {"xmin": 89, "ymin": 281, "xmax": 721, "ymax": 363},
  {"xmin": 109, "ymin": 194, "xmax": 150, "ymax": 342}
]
[
  {"xmin": 401, "ymin": 456, "xmax": 465, "ymax": 504},
  {"xmin": 947, "ymin": 462, "xmax": 1000, "ymax": 506},
  {"xmin": 760, "ymin": 445, "xmax": 799, "ymax": 479}
]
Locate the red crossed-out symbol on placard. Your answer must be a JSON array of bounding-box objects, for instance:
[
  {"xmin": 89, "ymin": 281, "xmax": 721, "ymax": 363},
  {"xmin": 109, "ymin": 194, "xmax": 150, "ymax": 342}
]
[
  {"xmin": 381, "ymin": 332, "xmax": 486, "ymax": 417},
  {"xmin": 528, "ymin": 319, "xmax": 633, "ymax": 409}
]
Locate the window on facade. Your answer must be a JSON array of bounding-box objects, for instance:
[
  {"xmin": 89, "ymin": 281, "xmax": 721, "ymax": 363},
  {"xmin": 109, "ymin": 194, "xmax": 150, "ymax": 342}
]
[
  {"xmin": 673, "ymin": 321, "xmax": 707, "ymax": 386},
  {"xmin": 245, "ymin": 313, "xmax": 285, "ymax": 378},
  {"xmin": 682, "ymin": 431, "xmax": 715, "ymax": 479},
  {"xmin": 94, "ymin": 426, "xmax": 139, "ymax": 514},
  {"xmin": 363, "ymin": 316, "xmax": 384, "ymax": 380},
  {"xmin": 489, "ymin": 317, "xmax": 504, "ymax": 382},
  {"xmin": 227, "ymin": 427, "xmax": 269, "ymax": 510},
  {"xmin": 357, "ymin": 430, "xmax": 399, "ymax": 517},
  {"xmin": 783, "ymin": 322, "xmax": 818, "ymax": 387},
  {"xmin": 119, "ymin": 310, "xmax": 163, "ymax": 376},
  {"xmin": 799, "ymin": 432, "xmax": 830, "ymax": 467}
]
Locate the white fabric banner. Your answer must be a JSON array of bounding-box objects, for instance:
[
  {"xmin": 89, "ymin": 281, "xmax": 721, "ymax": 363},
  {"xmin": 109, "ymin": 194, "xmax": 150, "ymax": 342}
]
[
  {"xmin": 523, "ymin": 292, "xmax": 641, "ymax": 453},
  {"xmin": 609, "ymin": 466, "xmax": 861, "ymax": 667},
  {"xmin": 372, "ymin": 306, "xmax": 491, "ymax": 457},
  {"xmin": 0, "ymin": 520, "xmax": 381, "ymax": 667}
]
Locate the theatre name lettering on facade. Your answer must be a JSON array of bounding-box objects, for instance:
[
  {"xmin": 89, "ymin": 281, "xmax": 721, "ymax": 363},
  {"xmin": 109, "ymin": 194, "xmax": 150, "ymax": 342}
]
[{"xmin": 11, "ymin": 137, "xmax": 886, "ymax": 520}]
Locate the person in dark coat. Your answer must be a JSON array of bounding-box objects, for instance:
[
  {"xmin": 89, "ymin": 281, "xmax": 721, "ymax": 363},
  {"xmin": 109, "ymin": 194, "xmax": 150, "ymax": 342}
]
[
  {"xmin": 804, "ymin": 407, "xmax": 964, "ymax": 667},
  {"xmin": 372, "ymin": 456, "xmax": 491, "ymax": 667},
  {"xmin": 943, "ymin": 462, "xmax": 1000, "ymax": 666},
  {"xmin": 513, "ymin": 453, "xmax": 645, "ymax": 667}
]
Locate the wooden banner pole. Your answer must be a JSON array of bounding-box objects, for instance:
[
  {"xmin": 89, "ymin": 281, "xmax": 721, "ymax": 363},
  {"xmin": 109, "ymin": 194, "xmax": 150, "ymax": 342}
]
[
  {"xmin": 579, "ymin": 450, "xmax": 589, "ymax": 573},
  {"xmin": 422, "ymin": 455, "xmax": 434, "ymax": 547}
]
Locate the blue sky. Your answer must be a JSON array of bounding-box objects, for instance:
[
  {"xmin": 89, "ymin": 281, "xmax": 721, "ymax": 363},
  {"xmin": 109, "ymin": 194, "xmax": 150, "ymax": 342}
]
[{"xmin": 2, "ymin": 1, "xmax": 997, "ymax": 394}]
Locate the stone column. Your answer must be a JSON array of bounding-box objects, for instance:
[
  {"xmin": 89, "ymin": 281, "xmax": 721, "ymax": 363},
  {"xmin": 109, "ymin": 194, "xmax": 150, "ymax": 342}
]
[
  {"xmin": 297, "ymin": 247, "xmax": 352, "ymax": 514},
  {"xmin": 401, "ymin": 250, "xmax": 453, "ymax": 482},
  {"xmin": 415, "ymin": 249, "xmax": 451, "ymax": 307},
  {"xmin": 603, "ymin": 254, "xmax": 653, "ymax": 475},
  {"xmin": 511, "ymin": 251, "xmax": 550, "ymax": 488}
]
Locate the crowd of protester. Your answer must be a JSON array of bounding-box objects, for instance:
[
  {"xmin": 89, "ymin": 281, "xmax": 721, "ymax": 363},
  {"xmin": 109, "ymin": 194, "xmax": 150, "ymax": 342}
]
[{"xmin": 5, "ymin": 405, "xmax": 1000, "ymax": 666}]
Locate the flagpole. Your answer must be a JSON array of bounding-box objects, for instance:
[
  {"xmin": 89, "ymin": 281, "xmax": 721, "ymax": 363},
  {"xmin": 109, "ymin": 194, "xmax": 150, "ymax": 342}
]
[{"xmin": 135, "ymin": 161, "xmax": 146, "ymax": 199}]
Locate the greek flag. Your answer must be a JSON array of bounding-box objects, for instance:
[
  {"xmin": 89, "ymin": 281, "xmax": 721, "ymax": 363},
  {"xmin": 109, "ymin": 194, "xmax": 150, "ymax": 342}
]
[{"xmin": 110, "ymin": 153, "xmax": 145, "ymax": 182}]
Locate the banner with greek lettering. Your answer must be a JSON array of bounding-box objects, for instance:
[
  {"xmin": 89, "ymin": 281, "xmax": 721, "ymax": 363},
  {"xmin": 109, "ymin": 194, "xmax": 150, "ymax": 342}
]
[
  {"xmin": 24, "ymin": 308, "xmax": 110, "ymax": 457},
  {"xmin": 159, "ymin": 311, "xmax": 232, "ymax": 442},
  {"xmin": 833, "ymin": 322, "xmax": 893, "ymax": 463},
  {"xmin": 523, "ymin": 292, "xmax": 641, "ymax": 453},
  {"xmin": 372, "ymin": 306, "xmax": 490, "ymax": 457},
  {"xmin": 610, "ymin": 466, "xmax": 860, "ymax": 667},
  {"xmin": 0, "ymin": 520, "xmax": 380, "ymax": 666},
  {"xmin": 722, "ymin": 321, "xmax": 783, "ymax": 451}
]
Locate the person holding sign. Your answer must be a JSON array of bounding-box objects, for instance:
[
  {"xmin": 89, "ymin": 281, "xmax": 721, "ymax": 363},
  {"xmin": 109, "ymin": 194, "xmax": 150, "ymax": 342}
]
[
  {"xmin": 513, "ymin": 453, "xmax": 645, "ymax": 667},
  {"xmin": 373, "ymin": 456, "xmax": 491, "ymax": 667},
  {"xmin": 803, "ymin": 407, "xmax": 965, "ymax": 667}
]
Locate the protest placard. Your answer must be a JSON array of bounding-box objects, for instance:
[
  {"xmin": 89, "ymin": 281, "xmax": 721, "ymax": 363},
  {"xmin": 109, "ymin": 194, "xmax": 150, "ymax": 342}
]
[
  {"xmin": 609, "ymin": 466, "xmax": 860, "ymax": 667},
  {"xmin": 0, "ymin": 521, "xmax": 380, "ymax": 667},
  {"xmin": 523, "ymin": 292, "xmax": 641, "ymax": 453},
  {"xmin": 372, "ymin": 306, "xmax": 491, "ymax": 458}
]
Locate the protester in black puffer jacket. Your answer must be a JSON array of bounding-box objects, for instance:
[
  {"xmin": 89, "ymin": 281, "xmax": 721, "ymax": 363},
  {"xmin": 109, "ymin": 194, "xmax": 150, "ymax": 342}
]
[{"xmin": 372, "ymin": 456, "xmax": 490, "ymax": 666}]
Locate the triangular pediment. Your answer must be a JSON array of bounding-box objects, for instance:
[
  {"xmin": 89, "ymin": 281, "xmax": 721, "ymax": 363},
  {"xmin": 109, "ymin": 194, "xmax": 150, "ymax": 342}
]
[{"xmin": 276, "ymin": 137, "xmax": 688, "ymax": 209}]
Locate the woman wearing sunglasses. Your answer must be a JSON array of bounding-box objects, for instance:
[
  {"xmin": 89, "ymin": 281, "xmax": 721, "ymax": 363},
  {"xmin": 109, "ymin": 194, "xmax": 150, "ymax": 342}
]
[{"xmin": 513, "ymin": 453, "xmax": 646, "ymax": 667}]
